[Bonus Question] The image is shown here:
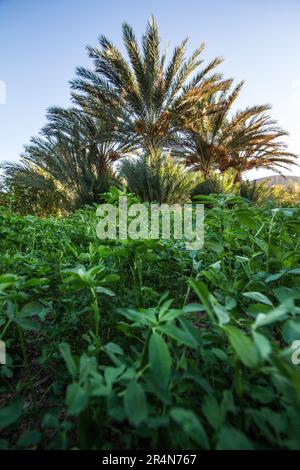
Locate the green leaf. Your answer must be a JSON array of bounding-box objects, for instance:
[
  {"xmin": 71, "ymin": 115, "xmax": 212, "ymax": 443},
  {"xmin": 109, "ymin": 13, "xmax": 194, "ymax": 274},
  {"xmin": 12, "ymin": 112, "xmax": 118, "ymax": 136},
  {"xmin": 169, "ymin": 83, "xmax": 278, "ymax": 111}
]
[
  {"xmin": 224, "ymin": 326, "xmax": 259, "ymax": 368},
  {"xmin": 289, "ymin": 268, "xmax": 300, "ymax": 275},
  {"xmin": 17, "ymin": 429, "xmax": 41, "ymax": 447},
  {"xmin": 205, "ymin": 241, "xmax": 223, "ymax": 254},
  {"xmin": 20, "ymin": 301, "xmax": 44, "ymax": 317},
  {"xmin": 210, "ymin": 297, "xmax": 230, "ymax": 325},
  {"xmin": 189, "ymin": 279, "xmax": 214, "ymax": 322},
  {"xmin": 179, "ymin": 317, "xmax": 203, "ymax": 347},
  {"xmin": 159, "ymin": 323, "xmax": 198, "ymax": 349},
  {"xmin": 253, "ymin": 303, "xmax": 289, "ymax": 329},
  {"xmin": 170, "ymin": 408, "xmax": 209, "ymax": 449},
  {"xmin": 66, "ymin": 383, "xmax": 88, "ymax": 416},
  {"xmin": 102, "ymin": 342, "xmax": 124, "ymax": 355},
  {"xmin": 182, "ymin": 303, "xmax": 204, "ymax": 314},
  {"xmin": 124, "ymin": 381, "xmax": 148, "ymax": 426},
  {"xmin": 193, "ymin": 195, "xmax": 216, "ymax": 204},
  {"xmin": 235, "ymin": 209, "xmax": 258, "ymax": 229},
  {"xmin": 246, "ymin": 303, "xmax": 271, "ymax": 316},
  {"xmin": 149, "ymin": 332, "xmax": 171, "ymax": 390},
  {"xmin": 22, "ymin": 278, "xmax": 48, "ymax": 288},
  {"xmin": 251, "ymin": 386, "xmax": 276, "ymax": 404},
  {"xmin": 158, "ymin": 308, "xmax": 183, "ymax": 323},
  {"xmin": 282, "ymin": 320, "xmax": 300, "ymax": 343},
  {"xmin": 118, "ymin": 308, "xmax": 152, "ymax": 327},
  {"xmin": 202, "ymin": 396, "xmax": 223, "ymax": 431},
  {"xmin": 253, "ymin": 331, "xmax": 272, "ymax": 360},
  {"xmin": 265, "ymin": 272, "xmax": 285, "ymax": 283},
  {"xmin": 15, "ymin": 318, "xmax": 41, "ymax": 331},
  {"xmin": 102, "ymin": 274, "xmax": 120, "ymax": 283},
  {"xmin": 59, "ymin": 343, "xmax": 77, "ymax": 378},
  {"xmin": 243, "ymin": 292, "xmax": 273, "ymax": 307},
  {"xmin": 183, "ymin": 371, "xmax": 213, "ymax": 394},
  {"xmin": 0, "ymin": 274, "xmax": 19, "ymax": 292},
  {"xmin": 42, "ymin": 413, "xmax": 59, "ymax": 429},
  {"xmin": 104, "ymin": 365, "xmax": 125, "ymax": 387},
  {"xmin": 0, "ymin": 400, "xmax": 23, "ymax": 429},
  {"xmin": 217, "ymin": 426, "xmax": 253, "ymax": 450},
  {"xmin": 212, "ymin": 347, "xmax": 228, "ymax": 362},
  {"xmin": 95, "ymin": 286, "xmax": 115, "ymax": 296},
  {"xmin": 158, "ymin": 298, "xmax": 174, "ymax": 320}
]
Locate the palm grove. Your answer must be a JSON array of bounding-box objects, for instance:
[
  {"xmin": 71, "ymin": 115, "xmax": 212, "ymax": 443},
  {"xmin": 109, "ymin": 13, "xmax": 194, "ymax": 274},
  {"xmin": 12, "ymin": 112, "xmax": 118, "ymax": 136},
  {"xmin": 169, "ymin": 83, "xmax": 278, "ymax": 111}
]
[{"xmin": 1, "ymin": 17, "xmax": 297, "ymax": 213}]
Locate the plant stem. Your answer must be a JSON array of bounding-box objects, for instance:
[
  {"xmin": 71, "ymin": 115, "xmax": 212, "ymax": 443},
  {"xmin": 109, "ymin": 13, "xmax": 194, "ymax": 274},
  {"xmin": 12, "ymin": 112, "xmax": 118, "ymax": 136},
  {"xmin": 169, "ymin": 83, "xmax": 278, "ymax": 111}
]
[
  {"xmin": 18, "ymin": 326, "xmax": 38, "ymax": 412},
  {"xmin": 90, "ymin": 287, "xmax": 100, "ymax": 340},
  {"xmin": 266, "ymin": 212, "xmax": 276, "ymax": 272},
  {"xmin": 0, "ymin": 319, "xmax": 12, "ymax": 341}
]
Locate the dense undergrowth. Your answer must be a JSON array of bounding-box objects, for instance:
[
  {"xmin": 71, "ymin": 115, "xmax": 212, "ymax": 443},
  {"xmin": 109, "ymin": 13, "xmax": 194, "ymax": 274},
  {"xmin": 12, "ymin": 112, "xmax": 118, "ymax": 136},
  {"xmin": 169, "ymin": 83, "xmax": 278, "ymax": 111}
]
[{"xmin": 0, "ymin": 194, "xmax": 300, "ymax": 449}]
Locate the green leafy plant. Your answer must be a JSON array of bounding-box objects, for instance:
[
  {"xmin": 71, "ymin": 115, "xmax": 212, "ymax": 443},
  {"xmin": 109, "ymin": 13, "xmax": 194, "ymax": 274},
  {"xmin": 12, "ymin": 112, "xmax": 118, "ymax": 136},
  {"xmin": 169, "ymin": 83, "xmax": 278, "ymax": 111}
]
[{"xmin": 1, "ymin": 199, "xmax": 300, "ymax": 449}]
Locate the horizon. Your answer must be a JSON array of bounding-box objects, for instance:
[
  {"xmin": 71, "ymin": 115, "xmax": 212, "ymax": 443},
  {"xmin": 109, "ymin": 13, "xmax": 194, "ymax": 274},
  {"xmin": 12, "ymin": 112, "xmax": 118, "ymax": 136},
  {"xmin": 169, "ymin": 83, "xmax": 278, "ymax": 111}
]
[{"xmin": 1, "ymin": 0, "xmax": 300, "ymax": 179}]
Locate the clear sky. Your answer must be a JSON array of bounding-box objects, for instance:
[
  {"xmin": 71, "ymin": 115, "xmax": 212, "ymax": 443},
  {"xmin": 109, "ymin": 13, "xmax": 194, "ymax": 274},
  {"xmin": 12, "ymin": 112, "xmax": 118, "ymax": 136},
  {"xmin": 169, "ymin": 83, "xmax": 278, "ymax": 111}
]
[{"xmin": 1, "ymin": 0, "xmax": 300, "ymax": 178}]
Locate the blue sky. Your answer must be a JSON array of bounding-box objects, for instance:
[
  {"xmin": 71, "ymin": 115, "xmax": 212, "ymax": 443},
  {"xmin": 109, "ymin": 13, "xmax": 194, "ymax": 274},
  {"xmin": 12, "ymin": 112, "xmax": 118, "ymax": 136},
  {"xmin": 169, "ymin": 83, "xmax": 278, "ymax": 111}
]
[{"xmin": 1, "ymin": 0, "xmax": 300, "ymax": 178}]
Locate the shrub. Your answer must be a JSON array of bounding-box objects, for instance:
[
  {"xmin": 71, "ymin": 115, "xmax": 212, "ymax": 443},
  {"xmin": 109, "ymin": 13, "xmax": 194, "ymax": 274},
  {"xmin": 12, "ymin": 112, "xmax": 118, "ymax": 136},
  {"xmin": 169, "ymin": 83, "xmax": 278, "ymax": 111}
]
[
  {"xmin": 192, "ymin": 170, "xmax": 239, "ymax": 197},
  {"xmin": 119, "ymin": 151, "xmax": 197, "ymax": 204}
]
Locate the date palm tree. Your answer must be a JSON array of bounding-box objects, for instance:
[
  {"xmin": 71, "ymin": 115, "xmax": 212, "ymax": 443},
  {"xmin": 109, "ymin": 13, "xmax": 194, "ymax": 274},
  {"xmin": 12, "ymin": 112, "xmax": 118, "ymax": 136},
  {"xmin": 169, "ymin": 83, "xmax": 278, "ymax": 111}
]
[
  {"xmin": 176, "ymin": 82, "xmax": 298, "ymax": 179},
  {"xmin": 119, "ymin": 150, "xmax": 197, "ymax": 204},
  {"xmin": 71, "ymin": 15, "xmax": 230, "ymax": 154},
  {"xmin": 2, "ymin": 107, "xmax": 131, "ymax": 210}
]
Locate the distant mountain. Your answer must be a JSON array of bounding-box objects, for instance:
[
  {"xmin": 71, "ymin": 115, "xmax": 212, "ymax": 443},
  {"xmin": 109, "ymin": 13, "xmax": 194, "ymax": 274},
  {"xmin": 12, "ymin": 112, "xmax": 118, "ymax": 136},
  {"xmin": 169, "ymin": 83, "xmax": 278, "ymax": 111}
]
[{"xmin": 254, "ymin": 175, "xmax": 300, "ymax": 186}]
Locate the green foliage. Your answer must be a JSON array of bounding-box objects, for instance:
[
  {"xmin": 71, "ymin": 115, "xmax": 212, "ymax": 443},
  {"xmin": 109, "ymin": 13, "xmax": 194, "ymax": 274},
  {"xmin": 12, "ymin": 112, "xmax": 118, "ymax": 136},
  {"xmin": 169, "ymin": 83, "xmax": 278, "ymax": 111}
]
[
  {"xmin": 71, "ymin": 16, "xmax": 226, "ymax": 154},
  {"xmin": 192, "ymin": 176, "xmax": 300, "ymax": 208},
  {"xmin": 271, "ymin": 183, "xmax": 300, "ymax": 206},
  {"xmin": 239, "ymin": 180, "xmax": 273, "ymax": 204},
  {"xmin": 0, "ymin": 15, "xmax": 298, "ymax": 451},
  {"xmin": 0, "ymin": 178, "xmax": 62, "ymax": 216},
  {"xmin": 192, "ymin": 170, "xmax": 239, "ymax": 197},
  {"xmin": 0, "ymin": 16, "xmax": 297, "ymax": 214},
  {"xmin": 1, "ymin": 108, "xmax": 128, "ymax": 212},
  {"xmin": 176, "ymin": 83, "xmax": 297, "ymax": 179},
  {"xmin": 120, "ymin": 151, "xmax": 197, "ymax": 203},
  {"xmin": 0, "ymin": 197, "xmax": 300, "ymax": 449}
]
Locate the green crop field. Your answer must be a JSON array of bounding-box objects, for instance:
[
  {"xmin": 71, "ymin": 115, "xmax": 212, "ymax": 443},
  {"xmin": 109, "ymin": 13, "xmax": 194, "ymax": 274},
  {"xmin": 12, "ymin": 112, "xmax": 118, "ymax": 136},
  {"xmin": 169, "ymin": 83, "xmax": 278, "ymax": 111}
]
[{"xmin": 1, "ymin": 194, "xmax": 300, "ymax": 449}]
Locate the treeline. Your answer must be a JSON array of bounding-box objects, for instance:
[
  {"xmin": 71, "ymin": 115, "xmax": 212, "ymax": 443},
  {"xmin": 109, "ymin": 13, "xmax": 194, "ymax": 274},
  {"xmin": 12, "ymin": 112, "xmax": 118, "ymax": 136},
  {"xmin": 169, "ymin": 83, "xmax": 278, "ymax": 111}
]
[{"xmin": 0, "ymin": 17, "xmax": 298, "ymax": 214}]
